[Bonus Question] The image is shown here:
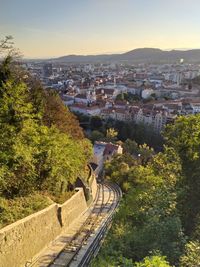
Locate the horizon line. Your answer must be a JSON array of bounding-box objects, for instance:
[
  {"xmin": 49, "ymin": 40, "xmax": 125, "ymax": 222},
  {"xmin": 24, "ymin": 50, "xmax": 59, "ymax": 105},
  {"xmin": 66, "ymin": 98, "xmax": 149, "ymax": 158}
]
[{"xmin": 23, "ymin": 47, "xmax": 200, "ymax": 60}]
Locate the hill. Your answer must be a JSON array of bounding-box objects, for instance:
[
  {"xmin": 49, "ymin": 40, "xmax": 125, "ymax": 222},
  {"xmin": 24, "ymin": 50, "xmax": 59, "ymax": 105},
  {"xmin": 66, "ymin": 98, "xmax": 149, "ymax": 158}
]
[{"xmin": 53, "ymin": 48, "xmax": 200, "ymax": 63}]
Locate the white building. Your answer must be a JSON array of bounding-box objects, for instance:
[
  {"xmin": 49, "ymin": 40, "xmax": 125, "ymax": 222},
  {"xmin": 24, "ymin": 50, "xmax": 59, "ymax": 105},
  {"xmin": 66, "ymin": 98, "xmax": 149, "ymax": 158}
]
[
  {"xmin": 191, "ymin": 103, "xmax": 200, "ymax": 114},
  {"xmin": 92, "ymin": 141, "xmax": 123, "ymax": 175},
  {"xmin": 70, "ymin": 104, "xmax": 101, "ymax": 116},
  {"xmin": 142, "ymin": 89, "xmax": 155, "ymax": 99}
]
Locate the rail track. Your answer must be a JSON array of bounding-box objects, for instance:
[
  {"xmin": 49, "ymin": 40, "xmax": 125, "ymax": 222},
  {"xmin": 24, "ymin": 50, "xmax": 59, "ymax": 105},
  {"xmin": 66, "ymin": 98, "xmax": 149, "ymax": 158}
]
[
  {"xmin": 75, "ymin": 182, "xmax": 122, "ymax": 267},
  {"xmin": 48, "ymin": 181, "xmax": 121, "ymax": 267}
]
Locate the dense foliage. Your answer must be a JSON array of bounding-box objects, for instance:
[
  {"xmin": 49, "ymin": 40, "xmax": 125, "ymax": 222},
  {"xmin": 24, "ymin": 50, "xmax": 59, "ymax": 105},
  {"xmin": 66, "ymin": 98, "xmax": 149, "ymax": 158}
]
[
  {"xmin": 116, "ymin": 92, "xmax": 142, "ymax": 102},
  {"xmin": 92, "ymin": 114, "xmax": 200, "ymax": 266},
  {"xmin": 0, "ymin": 53, "xmax": 92, "ymax": 227},
  {"xmin": 0, "ymin": 194, "xmax": 53, "ymax": 229},
  {"xmin": 165, "ymin": 115, "xmax": 200, "ymax": 234},
  {"xmin": 42, "ymin": 90, "xmax": 84, "ymax": 139},
  {"xmin": 75, "ymin": 112, "xmax": 163, "ymax": 150}
]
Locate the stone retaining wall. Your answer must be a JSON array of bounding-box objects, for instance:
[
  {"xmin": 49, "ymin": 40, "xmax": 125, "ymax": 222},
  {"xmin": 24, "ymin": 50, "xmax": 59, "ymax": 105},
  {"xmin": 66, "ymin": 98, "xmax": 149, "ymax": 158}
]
[
  {"xmin": 61, "ymin": 188, "xmax": 88, "ymax": 230},
  {"xmin": 0, "ymin": 188, "xmax": 87, "ymax": 267}
]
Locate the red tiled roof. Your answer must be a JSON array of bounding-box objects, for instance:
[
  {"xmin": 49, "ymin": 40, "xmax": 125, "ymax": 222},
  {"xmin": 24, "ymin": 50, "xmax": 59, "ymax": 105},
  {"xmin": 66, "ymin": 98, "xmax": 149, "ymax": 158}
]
[
  {"xmin": 71, "ymin": 103, "xmax": 87, "ymax": 108},
  {"xmin": 103, "ymin": 143, "xmax": 119, "ymax": 156}
]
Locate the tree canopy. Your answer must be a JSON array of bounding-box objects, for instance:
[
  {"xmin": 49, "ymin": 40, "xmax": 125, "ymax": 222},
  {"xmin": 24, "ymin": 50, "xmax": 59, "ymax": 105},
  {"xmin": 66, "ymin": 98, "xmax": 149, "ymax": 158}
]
[
  {"xmin": 0, "ymin": 55, "xmax": 92, "ymax": 201},
  {"xmin": 164, "ymin": 115, "xmax": 200, "ymax": 234}
]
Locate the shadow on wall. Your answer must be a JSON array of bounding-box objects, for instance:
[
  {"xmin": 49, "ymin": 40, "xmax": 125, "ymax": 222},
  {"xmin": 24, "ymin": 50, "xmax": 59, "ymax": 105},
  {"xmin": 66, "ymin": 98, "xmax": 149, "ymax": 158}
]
[{"xmin": 57, "ymin": 206, "xmax": 63, "ymax": 227}]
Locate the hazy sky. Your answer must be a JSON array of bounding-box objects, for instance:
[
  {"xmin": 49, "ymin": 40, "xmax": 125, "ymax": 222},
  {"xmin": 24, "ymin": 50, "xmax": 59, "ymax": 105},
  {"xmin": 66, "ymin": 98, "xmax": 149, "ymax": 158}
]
[{"xmin": 1, "ymin": 0, "xmax": 200, "ymax": 58}]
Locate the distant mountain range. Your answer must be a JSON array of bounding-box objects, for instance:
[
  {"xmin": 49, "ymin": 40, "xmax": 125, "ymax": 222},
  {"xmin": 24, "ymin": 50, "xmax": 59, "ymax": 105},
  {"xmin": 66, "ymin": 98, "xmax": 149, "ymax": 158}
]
[{"xmin": 53, "ymin": 48, "xmax": 200, "ymax": 63}]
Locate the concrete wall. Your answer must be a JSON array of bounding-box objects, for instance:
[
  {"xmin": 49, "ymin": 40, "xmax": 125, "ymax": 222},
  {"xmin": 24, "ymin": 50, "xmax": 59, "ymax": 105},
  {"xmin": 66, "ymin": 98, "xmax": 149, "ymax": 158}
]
[
  {"xmin": 88, "ymin": 164, "xmax": 98, "ymax": 201},
  {"xmin": 61, "ymin": 189, "xmax": 88, "ymax": 230},
  {"xmin": 0, "ymin": 188, "xmax": 88, "ymax": 267},
  {"xmin": 90, "ymin": 175, "xmax": 97, "ymax": 200}
]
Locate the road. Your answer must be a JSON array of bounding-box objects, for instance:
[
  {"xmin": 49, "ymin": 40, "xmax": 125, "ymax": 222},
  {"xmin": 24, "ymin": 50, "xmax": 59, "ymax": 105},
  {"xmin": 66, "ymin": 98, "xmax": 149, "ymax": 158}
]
[{"xmin": 48, "ymin": 182, "xmax": 122, "ymax": 267}]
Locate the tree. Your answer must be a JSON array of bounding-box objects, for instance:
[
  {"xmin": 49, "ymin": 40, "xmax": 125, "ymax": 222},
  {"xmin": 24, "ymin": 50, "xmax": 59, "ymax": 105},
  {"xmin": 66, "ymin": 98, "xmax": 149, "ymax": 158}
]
[
  {"xmin": 90, "ymin": 130, "xmax": 104, "ymax": 143},
  {"xmin": 0, "ymin": 55, "xmax": 92, "ymax": 198},
  {"xmin": 95, "ymin": 142, "xmax": 186, "ymax": 265},
  {"xmin": 180, "ymin": 241, "xmax": 200, "ymax": 267},
  {"xmin": 90, "ymin": 116, "xmax": 103, "ymax": 130},
  {"xmin": 0, "ymin": 78, "xmax": 41, "ymax": 196},
  {"xmin": 164, "ymin": 114, "xmax": 200, "ymax": 233},
  {"xmin": 104, "ymin": 153, "xmax": 135, "ymax": 189},
  {"xmin": 137, "ymin": 144, "xmax": 154, "ymax": 165},
  {"xmin": 116, "ymin": 93, "xmax": 125, "ymax": 101},
  {"xmin": 42, "ymin": 91, "xmax": 84, "ymax": 140},
  {"xmin": 0, "ymin": 36, "xmax": 14, "ymax": 54},
  {"xmin": 27, "ymin": 77, "xmax": 46, "ymax": 116},
  {"xmin": 135, "ymin": 255, "xmax": 172, "ymax": 267},
  {"xmin": 105, "ymin": 128, "xmax": 118, "ymax": 142},
  {"xmin": 37, "ymin": 126, "xmax": 92, "ymax": 196},
  {"xmin": 123, "ymin": 139, "xmax": 139, "ymax": 155}
]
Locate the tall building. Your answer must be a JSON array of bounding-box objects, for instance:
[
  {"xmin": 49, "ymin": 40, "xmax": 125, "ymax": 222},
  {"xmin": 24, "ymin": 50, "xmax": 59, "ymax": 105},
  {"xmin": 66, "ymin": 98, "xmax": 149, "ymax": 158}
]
[{"xmin": 43, "ymin": 63, "xmax": 53, "ymax": 77}]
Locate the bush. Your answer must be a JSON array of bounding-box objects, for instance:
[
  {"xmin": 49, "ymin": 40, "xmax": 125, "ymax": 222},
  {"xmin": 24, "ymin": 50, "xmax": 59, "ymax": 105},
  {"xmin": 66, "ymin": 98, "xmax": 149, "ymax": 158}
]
[{"xmin": 0, "ymin": 193, "xmax": 53, "ymax": 229}]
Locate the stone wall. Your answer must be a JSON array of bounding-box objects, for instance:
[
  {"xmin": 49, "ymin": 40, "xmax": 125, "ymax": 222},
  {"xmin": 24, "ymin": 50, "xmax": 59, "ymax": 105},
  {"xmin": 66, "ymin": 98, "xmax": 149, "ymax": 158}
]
[{"xmin": 0, "ymin": 188, "xmax": 87, "ymax": 267}]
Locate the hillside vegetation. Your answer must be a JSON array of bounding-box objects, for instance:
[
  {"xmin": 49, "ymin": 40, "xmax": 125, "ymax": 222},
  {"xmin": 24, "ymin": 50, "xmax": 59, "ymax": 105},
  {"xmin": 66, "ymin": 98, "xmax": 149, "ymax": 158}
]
[
  {"xmin": 0, "ymin": 50, "xmax": 92, "ymax": 228},
  {"xmin": 92, "ymin": 115, "xmax": 200, "ymax": 266}
]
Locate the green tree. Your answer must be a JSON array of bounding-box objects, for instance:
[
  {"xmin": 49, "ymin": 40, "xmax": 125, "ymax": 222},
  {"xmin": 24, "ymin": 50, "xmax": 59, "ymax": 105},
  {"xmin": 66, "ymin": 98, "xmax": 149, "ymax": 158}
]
[
  {"xmin": 135, "ymin": 255, "xmax": 171, "ymax": 267},
  {"xmin": 90, "ymin": 116, "xmax": 103, "ymax": 130},
  {"xmin": 0, "ymin": 76, "xmax": 40, "ymax": 196},
  {"xmin": 106, "ymin": 128, "xmax": 118, "ymax": 142},
  {"xmin": 104, "ymin": 154, "xmax": 135, "ymax": 190},
  {"xmin": 90, "ymin": 130, "xmax": 104, "ymax": 143},
  {"xmin": 0, "ymin": 56, "xmax": 92, "ymax": 198},
  {"xmin": 123, "ymin": 139, "xmax": 139, "ymax": 155},
  {"xmin": 43, "ymin": 91, "xmax": 84, "ymax": 140},
  {"xmin": 180, "ymin": 241, "xmax": 200, "ymax": 267},
  {"xmin": 95, "ymin": 147, "xmax": 185, "ymax": 265},
  {"xmin": 164, "ymin": 114, "xmax": 200, "ymax": 233},
  {"xmin": 37, "ymin": 126, "xmax": 92, "ymax": 196},
  {"xmin": 138, "ymin": 144, "xmax": 154, "ymax": 165}
]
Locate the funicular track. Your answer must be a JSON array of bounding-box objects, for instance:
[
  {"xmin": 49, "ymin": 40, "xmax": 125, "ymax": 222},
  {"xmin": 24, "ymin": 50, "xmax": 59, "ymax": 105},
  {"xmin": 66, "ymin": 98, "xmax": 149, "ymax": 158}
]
[{"xmin": 48, "ymin": 182, "xmax": 121, "ymax": 267}]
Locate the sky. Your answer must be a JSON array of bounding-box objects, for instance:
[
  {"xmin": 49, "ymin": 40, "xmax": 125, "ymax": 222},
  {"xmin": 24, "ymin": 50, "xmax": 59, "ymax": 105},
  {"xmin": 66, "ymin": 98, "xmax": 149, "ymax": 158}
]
[{"xmin": 1, "ymin": 0, "xmax": 200, "ymax": 58}]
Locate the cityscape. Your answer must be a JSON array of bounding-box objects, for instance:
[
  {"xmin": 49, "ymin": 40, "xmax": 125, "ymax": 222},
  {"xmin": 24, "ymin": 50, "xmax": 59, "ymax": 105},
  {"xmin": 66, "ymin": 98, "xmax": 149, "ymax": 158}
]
[
  {"xmin": 1, "ymin": 1, "xmax": 200, "ymax": 267},
  {"xmin": 27, "ymin": 56, "xmax": 200, "ymax": 134}
]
